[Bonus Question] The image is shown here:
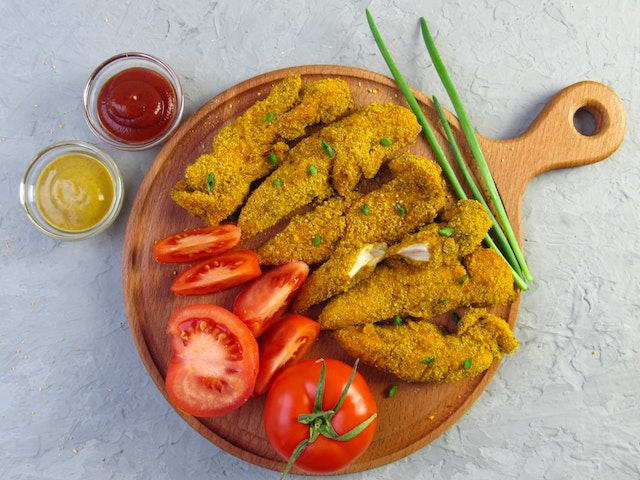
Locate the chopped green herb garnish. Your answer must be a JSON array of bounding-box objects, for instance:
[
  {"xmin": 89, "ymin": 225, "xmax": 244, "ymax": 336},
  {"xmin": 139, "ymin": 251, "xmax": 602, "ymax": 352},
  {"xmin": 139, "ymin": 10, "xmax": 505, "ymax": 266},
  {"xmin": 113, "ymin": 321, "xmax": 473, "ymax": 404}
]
[
  {"xmin": 423, "ymin": 357, "xmax": 435, "ymax": 365},
  {"xmin": 393, "ymin": 314, "xmax": 402, "ymax": 326},
  {"xmin": 321, "ymin": 139, "xmax": 335, "ymax": 158},
  {"xmin": 268, "ymin": 151, "xmax": 278, "ymax": 165},
  {"xmin": 387, "ymin": 384, "xmax": 398, "ymax": 398},
  {"xmin": 312, "ymin": 235, "xmax": 322, "ymax": 246},
  {"xmin": 263, "ymin": 112, "xmax": 275, "ymax": 122},
  {"xmin": 273, "ymin": 177, "xmax": 282, "ymax": 187},
  {"xmin": 360, "ymin": 203, "xmax": 370, "ymax": 216},
  {"xmin": 206, "ymin": 172, "xmax": 215, "ymax": 192},
  {"xmin": 458, "ymin": 274, "xmax": 469, "ymax": 285},
  {"xmin": 308, "ymin": 163, "xmax": 318, "ymax": 176},
  {"xmin": 395, "ymin": 202, "xmax": 405, "ymax": 218},
  {"xmin": 437, "ymin": 298, "xmax": 449, "ymax": 305},
  {"xmin": 463, "ymin": 358, "xmax": 473, "ymax": 370},
  {"xmin": 380, "ymin": 137, "xmax": 393, "ymax": 146},
  {"xmin": 453, "ymin": 312, "xmax": 461, "ymax": 324},
  {"xmin": 439, "ymin": 226, "xmax": 454, "ymax": 237}
]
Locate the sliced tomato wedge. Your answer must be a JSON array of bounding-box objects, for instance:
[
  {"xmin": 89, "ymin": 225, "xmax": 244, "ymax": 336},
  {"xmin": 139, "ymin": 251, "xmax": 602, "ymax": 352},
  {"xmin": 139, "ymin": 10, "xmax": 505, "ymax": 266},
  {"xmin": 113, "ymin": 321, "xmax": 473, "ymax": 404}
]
[
  {"xmin": 233, "ymin": 260, "xmax": 309, "ymax": 337},
  {"xmin": 165, "ymin": 304, "xmax": 259, "ymax": 417},
  {"xmin": 154, "ymin": 224, "xmax": 242, "ymax": 264},
  {"xmin": 253, "ymin": 314, "xmax": 321, "ymax": 396},
  {"xmin": 171, "ymin": 250, "xmax": 261, "ymax": 296}
]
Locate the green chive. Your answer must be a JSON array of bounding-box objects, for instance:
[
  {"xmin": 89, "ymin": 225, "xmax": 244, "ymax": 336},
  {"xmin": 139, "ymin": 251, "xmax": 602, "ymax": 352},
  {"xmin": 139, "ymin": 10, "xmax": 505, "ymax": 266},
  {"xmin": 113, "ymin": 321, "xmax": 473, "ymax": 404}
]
[
  {"xmin": 273, "ymin": 177, "xmax": 282, "ymax": 187},
  {"xmin": 423, "ymin": 357, "xmax": 435, "ymax": 365},
  {"xmin": 321, "ymin": 139, "xmax": 335, "ymax": 158},
  {"xmin": 439, "ymin": 226, "xmax": 455, "ymax": 237},
  {"xmin": 458, "ymin": 274, "xmax": 469, "ymax": 285},
  {"xmin": 432, "ymin": 96, "xmax": 523, "ymax": 281},
  {"xmin": 463, "ymin": 358, "xmax": 473, "ymax": 370},
  {"xmin": 420, "ymin": 17, "xmax": 531, "ymax": 283},
  {"xmin": 365, "ymin": 9, "xmax": 528, "ymax": 291},
  {"xmin": 393, "ymin": 314, "xmax": 402, "ymax": 326},
  {"xmin": 395, "ymin": 202, "xmax": 405, "ymax": 218},
  {"xmin": 387, "ymin": 384, "xmax": 398, "ymax": 398},
  {"xmin": 206, "ymin": 172, "xmax": 215, "ymax": 192},
  {"xmin": 263, "ymin": 112, "xmax": 275, "ymax": 122},
  {"xmin": 312, "ymin": 235, "xmax": 322, "ymax": 246},
  {"xmin": 380, "ymin": 137, "xmax": 393, "ymax": 146},
  {"xmin": 436, "ymin": 299, "xmax": 449, "ymax": 305},
  {"xmin": 360, "ymin": 203, "xmax": 370, "ymax": 216},
  {"xmin": 268, "ymin": 151, "xmax": 278, "ymax": 165},
  {"xmin": 309, "ymin": 163, "xmax": 318, "ymax": 176}
]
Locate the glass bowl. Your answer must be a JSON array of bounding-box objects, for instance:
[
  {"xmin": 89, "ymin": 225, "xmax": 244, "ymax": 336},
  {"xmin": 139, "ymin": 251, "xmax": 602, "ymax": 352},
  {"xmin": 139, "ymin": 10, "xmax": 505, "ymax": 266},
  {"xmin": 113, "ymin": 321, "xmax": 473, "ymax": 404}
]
[
  {"xmin": 83, "ymin": 52, "xmax": 184, "ymax": 151},
  {"xmin": 20, "ymin": 141, "xmax": 124, "ymax": 240}
]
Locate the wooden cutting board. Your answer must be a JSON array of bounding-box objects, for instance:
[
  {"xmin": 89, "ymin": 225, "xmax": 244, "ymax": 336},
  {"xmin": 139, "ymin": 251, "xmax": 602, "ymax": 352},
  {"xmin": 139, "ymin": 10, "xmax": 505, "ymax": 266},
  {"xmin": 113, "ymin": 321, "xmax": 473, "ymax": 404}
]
[{"xmin": 122, "ymin": 65, "xmax": 625, "ymax": 474}]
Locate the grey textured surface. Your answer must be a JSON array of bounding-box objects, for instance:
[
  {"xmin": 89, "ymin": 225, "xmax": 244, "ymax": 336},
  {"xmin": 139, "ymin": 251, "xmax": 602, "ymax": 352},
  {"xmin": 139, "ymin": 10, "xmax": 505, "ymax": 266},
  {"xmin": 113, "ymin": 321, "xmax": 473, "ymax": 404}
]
[{"xmin": 1, "ymin": 1, "xmax": 638, "ymax": 479}]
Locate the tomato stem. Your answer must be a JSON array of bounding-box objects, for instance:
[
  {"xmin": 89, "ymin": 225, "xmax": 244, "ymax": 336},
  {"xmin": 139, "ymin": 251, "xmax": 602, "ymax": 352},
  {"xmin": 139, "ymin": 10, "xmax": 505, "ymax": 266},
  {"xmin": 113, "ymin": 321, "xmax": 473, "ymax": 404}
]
[{"xmin": 279, "ymin": 358, "xmax": 377, "ymax": 479}]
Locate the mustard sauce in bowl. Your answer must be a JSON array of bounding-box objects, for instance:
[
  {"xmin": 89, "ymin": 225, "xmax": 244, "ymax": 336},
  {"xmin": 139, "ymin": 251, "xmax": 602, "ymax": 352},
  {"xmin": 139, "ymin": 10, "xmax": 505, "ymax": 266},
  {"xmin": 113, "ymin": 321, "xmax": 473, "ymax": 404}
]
[{"xmin": 21, "ymin": 141, "xmax": 124, "ymax": 240}]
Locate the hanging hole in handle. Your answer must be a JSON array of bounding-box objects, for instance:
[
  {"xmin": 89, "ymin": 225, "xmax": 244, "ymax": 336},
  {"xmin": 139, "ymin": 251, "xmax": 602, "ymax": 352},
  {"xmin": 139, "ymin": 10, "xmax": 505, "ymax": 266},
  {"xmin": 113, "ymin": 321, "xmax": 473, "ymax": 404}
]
[{"xmin": 573, "ymin": 107, "xmax": 597, "ymax": 137}]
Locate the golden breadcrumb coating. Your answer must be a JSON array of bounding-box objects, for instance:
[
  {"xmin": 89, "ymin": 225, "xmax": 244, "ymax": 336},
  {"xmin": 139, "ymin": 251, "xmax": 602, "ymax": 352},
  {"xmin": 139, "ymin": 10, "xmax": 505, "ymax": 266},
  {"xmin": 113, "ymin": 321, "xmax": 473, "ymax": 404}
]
[
  {"xmin": 256, "ymin": 196, "xmax": 350, "ymax": 265},
  {"xmin": 237, "ymin": 102, "xmax": 421, "ymax": 238},
  {"xmin": 171, "ymin": 75, "xmax": 354, "ymax": 225},
  {"xmin": 332, "ymin": 308, "xmax": 519, "ymax": 383},
  {"xmin": 318, "ymin": 247, "xmax": 518, "ymax": 330},
  {"xmin": 385, "ymin": 198, "xmax": 492, "ymax": 266},
  {"xmin": 292, "ymin": 153, "xmax": 449, "ymax": 312}
]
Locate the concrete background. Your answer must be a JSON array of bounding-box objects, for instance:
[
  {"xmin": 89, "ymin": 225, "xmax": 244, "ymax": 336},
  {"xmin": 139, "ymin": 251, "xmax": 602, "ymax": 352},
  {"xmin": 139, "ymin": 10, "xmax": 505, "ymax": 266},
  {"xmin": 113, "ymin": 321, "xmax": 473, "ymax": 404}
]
[{"xmin": 1, "ymin": 0, "xmax": 638, "ymax": 479}]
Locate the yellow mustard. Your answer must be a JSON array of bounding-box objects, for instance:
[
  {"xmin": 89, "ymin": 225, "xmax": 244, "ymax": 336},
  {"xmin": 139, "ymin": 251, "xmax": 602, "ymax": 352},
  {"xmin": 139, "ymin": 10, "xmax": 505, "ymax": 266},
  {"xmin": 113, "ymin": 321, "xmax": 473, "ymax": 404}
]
[{"xmin": 35, "ymin": 153, "xmax": 115, "ymax": 233}]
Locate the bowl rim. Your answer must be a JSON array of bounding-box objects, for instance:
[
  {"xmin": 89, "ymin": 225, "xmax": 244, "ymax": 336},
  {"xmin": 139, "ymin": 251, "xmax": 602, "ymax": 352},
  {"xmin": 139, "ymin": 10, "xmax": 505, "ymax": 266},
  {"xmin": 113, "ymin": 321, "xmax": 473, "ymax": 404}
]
[
  {"xmin": 82, "ymin": 52, "xmax": 184, "ymax": 151},
  {"xmin": 20, "ymin": 140, "xmax": 125, "ymax": 240}
]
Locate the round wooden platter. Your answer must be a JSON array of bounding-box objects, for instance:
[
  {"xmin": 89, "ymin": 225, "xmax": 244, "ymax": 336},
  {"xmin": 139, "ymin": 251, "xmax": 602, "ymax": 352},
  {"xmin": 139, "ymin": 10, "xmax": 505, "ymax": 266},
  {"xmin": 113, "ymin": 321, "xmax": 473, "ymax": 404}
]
[{"xmin": 122, "ymin": 65, "xmax": 625, "ymax": 474}]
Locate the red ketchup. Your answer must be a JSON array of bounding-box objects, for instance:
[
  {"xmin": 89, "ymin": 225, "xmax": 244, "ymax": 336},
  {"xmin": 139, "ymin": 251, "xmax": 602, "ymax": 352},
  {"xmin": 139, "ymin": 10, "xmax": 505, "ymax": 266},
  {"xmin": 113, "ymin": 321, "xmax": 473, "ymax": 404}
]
[{"xmin": 97, "ymin": 67, "xmax": 177, "ymax": 144}]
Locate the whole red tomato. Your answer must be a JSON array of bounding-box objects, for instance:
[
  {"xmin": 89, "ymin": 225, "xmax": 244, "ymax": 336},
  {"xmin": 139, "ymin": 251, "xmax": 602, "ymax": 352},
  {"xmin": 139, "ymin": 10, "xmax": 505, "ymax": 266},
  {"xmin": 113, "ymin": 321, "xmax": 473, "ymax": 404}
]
[{"xmin": 264, "ymin": 358, "xmax": 378, "ymax": 476}]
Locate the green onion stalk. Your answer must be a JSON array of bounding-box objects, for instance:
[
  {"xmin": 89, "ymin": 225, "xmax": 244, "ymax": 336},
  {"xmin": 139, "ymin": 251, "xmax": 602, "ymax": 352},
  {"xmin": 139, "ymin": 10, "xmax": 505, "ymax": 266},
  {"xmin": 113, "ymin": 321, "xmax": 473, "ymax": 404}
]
[
  {"xmin": 419, "ymin": 17, "xmax": 532, "ymax": 283},
  {"xmin": 365, "ymin": 9, "xmax": 529, "ymax": 289}
]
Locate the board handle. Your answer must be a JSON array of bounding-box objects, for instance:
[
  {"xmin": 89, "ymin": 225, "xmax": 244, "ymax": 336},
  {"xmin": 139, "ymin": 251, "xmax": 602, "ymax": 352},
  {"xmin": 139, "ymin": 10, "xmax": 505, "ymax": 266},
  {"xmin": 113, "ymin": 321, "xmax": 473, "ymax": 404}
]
[{"xmin": 479, "ymin": 81, "xmax": 626, "ymax": 236}]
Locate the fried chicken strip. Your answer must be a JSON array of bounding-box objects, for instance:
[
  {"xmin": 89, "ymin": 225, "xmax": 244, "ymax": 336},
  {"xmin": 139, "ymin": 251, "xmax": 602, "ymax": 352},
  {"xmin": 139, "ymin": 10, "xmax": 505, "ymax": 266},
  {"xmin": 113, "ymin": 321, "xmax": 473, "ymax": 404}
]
[
  {"xmin": 237, "ymin": 103, "xmax": 421, "ymax": 238},
  {"xmin": 171, "ymin": 75, "xmax": 354, "ymax": 225},
  {"xmin": 385, "ymin": 198, "xmax": 492, "ymax": 266},
  {"xmin": 332, "ymin": 308, "xmax": 519, "ymax": 383},
  {"xmin": 318, "ymin": 247, "xmax": 519, "ymax": 330},
  {"xmin": 256, "ymin": 196, "xmax": 350, "ymax": 266},
  {"xmin": 292, "ymin": 153, "xmax": 448, "ymax": 312}
]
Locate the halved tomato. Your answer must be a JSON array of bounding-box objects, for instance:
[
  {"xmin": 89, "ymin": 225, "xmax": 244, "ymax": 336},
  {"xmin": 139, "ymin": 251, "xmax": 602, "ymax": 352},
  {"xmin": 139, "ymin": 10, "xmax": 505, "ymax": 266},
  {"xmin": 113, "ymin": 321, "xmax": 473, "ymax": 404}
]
[
  {"xmin": 165, "ymin": 304, "xmax": 259, "ymax": 417},
  {"xmin": 253, "ymin": 314, "xmax": 321, "ymax": 396},
  {"xmin": 153, "ymin": 224, "xmax": 242, "ymax": 263},
  {"xmin": 233, "ymin": 260, "xmax": 309, "ymax": 337},
  {"xmin": 171, "ymin": 250, "xmax": 261, "ymax": 296}
]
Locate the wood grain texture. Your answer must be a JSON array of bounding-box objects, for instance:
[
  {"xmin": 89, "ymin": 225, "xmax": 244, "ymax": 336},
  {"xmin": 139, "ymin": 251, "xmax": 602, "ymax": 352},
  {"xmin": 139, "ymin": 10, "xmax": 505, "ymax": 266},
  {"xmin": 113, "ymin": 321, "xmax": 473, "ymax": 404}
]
[{"xmin": 122, "ymin": 66, "xmax": 625, "ymax": 474}]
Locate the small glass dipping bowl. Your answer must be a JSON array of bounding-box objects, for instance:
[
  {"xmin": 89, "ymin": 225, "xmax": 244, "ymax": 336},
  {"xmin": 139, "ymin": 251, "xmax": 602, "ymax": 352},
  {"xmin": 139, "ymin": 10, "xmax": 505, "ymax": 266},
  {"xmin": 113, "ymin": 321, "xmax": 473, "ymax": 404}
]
[
  {"xmin": 83, "ymin": 52, "xmax": 184, "ymax": 151},
  {"xmin": 20, "ymin": 141, "xmax": 124, "ymax": 240}
]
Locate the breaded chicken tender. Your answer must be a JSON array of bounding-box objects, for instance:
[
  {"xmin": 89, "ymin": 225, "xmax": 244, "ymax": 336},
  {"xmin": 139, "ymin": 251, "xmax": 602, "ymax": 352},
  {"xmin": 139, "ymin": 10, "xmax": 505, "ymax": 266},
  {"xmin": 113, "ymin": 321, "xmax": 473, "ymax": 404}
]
[
  {"xmin": 318, "ymin": 247, "xmax": 518, "ymax": 330},
  {"xmin": 385, "ymin": 199, "xmax": 492, "ymax": 266},
  {"xmin": 238, "ymin": 103, "xmax": 421, "ymax": 238},
  {"xmin": 171, "ymin": 75, "xmax": 354, "ymax": 225},
  {"xmin": 332, "ymin": 308, "xmax": 519, "ymax": 383},
  {"xmin": 292, "ymin": 153, "xmax": 448, "ymax": 312},
  {"xmin": 257, "ymin": 196, "xmax": 350, "ymax": 265}
]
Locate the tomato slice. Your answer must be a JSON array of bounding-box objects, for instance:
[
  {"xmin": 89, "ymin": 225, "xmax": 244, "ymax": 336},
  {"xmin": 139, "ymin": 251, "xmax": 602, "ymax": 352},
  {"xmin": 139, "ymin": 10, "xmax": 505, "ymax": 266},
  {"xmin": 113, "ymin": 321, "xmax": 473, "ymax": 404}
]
[
  {"xmin": 233, "ymin": 260, "xmax": 309, "ymax": 337},
  {"xmin": 253, "ymin": 314, "xmax": 320, "ymax": 396},
  {"xmin": 154, "ymin": 224, "xmax": 242, "ymax": 263},
  {"xmin": 165, "ymin": 304, "xmax": 259, "ymax": 417},
  {"xmin": 171, "ymin": 250, "xmax": 261, "ymax": 296}
]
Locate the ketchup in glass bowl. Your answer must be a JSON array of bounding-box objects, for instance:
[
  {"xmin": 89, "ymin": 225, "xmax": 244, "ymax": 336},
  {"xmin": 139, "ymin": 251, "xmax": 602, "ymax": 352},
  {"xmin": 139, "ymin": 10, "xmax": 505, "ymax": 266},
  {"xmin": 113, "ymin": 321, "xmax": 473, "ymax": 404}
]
[{"xmin": 83, "ymin": 52, "xmax": 184, "ymax": 150}]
